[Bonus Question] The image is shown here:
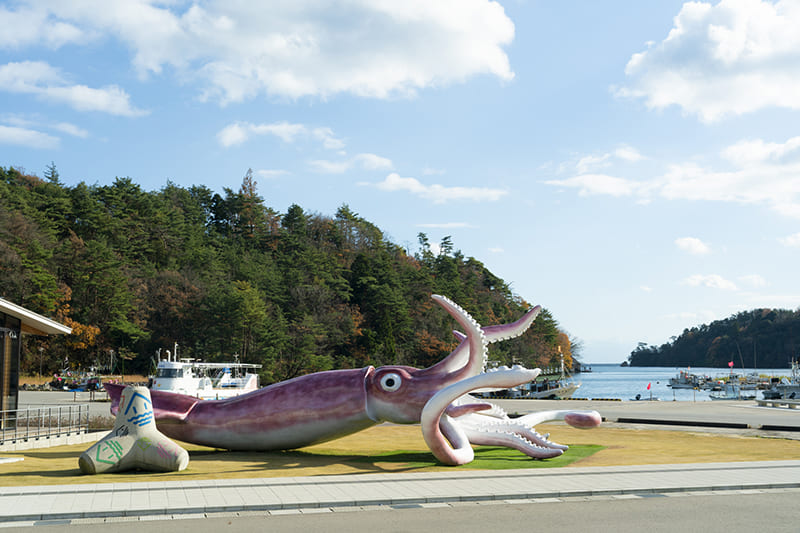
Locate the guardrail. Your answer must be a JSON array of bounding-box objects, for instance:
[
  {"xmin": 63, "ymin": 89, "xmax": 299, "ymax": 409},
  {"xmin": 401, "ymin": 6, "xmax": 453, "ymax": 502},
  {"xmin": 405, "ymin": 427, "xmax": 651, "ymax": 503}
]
[
  {"xmin": 757, "ymin": 398, "xmax": 800, "ymax": 409},
  {"xmin": 0, "ymin": 404, "xmax": 90, "ymax": 444}
]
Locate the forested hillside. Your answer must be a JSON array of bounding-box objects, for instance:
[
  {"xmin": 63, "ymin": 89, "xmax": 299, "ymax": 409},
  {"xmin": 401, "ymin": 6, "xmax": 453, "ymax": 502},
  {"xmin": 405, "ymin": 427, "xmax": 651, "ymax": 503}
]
[
  {"xmin": 1, "ymin": 165, "xmax": 576, "ymax": 383},
  {"xmin": 628, "ymin": 308, "xmax": 800, "ymax": 368}
]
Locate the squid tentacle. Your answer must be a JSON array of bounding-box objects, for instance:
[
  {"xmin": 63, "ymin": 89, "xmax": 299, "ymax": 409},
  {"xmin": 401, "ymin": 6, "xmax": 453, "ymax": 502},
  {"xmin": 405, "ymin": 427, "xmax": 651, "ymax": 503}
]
[
  {"xmin": 421, "ymin": 366, "xmax": 541, "ymax": 465},
  {"xmin": 459, "ymin": 420, "xmax": 566, "ymax": 459},
  {"xmin": 444, "ymin": 305, "xmax": 542, "ymax": 375},
  {"xmin": 430, "ymin": 294, "xmax": 488, "ymax": 377},
  {"xmin": 515, "ymin": 410, "xmax": 602, "ymax": 429},
  {"xmin": 461, "ymin": 416, "xmax": 569, "ymax": 450},
  {"xmin": 482, "ymin": 305, "xmax": 543, "ymax": 343}
]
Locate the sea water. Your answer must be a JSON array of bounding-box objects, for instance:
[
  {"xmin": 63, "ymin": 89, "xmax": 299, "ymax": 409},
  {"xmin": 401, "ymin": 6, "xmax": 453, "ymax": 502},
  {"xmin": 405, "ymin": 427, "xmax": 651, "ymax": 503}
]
[{"xmin": 573, "ymin": 364, "xmax": 790, "ymax": 401}]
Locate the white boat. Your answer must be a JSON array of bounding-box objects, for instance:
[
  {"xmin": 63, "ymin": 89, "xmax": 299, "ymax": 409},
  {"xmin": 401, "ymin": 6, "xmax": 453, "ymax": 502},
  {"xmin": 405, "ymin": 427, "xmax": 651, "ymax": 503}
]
[
  {"xmin": 668, "ymin": 369, "xmax": 704, "ymax": 389},
  {"xmin": 473, "ymin": 349, "xmax": 580, "ymax": 400},
  {"xmin": 518, "ymin": 376, "xmax": 581, "ymax": 399},
  {"xmin": 517, "ymin": 349, "xmax": 581, "ymax": 399},
  {"xmin": 150, "ymin": 346, "xmax": 261, "ymax": 400},
  {"xmin": 709, "ymin": 382, "xmax": 756, "ymax": 401},
  {"xmin": 768, "ymin": 358, "xmax": 800, "ymax": 400}
]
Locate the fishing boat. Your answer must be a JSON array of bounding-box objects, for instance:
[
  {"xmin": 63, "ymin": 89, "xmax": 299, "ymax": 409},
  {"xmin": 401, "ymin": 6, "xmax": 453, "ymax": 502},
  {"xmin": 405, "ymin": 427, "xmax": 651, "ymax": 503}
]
[
  {"xmin": 516, "ymin": 349, "xmax": 581, "ymax": 399},
  {"xmin": 764, "ymin": 358, "xmax": 800, "ymax": 399},
  {"xmin": 518, "ymin": 373, "xmax": 580, "ymax": 399},
  {"xmin": 668, "ymin": 369, "xmax": 704, "ymax": 389},
  {"xmin": 150, "ymin": 345, "xmax": 261, "ymax": 400},
  {"xmin": 474, "ymin": 349, "xmax": 580, "ymax": 400},
  {"xmin": 709, "ymin": 382, "xmax": 756, "ymax": 401}
]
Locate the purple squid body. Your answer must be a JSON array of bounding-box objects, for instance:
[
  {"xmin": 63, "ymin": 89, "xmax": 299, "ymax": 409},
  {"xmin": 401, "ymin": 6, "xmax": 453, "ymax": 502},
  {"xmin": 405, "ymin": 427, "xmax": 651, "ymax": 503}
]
[
  {"xmin": 105, "ymin": 295, "xmax": 601, "ymax": 464},
  {"xmin": 109, "ymin": 368, "xmax": 377, "ymax": 451}
]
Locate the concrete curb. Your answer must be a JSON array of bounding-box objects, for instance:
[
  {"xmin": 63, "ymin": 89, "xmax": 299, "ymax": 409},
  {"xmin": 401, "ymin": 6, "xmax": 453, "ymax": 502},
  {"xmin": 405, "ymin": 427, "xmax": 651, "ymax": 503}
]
[{"xmin": 2, "ymin": 461, "xmax": 799, "ymax": 524}]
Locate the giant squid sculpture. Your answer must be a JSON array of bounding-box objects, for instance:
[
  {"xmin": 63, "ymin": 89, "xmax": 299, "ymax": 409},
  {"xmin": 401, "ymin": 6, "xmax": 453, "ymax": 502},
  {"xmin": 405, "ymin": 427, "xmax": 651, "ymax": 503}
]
[{"xmin": 105, "ymin": 295, "xmax": 600, "ymax": 465}]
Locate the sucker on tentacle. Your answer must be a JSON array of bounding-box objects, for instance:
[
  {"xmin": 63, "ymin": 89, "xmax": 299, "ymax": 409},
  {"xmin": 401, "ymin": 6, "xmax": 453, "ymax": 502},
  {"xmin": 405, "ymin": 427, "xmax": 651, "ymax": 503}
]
[
  {"xmin": 421, "ymin": 366, "xmax": 542, "ymax": 465},
  {"xmin": 425, "ymin": 294, "xmax": 489, "ymax": 377},
  {"xmin": 441, "ymin": 304, "xmax": 542, "ymax": 375},
  {"xmin": 462, "ymin": 423, "xmax": 566, "ymax": 459}
]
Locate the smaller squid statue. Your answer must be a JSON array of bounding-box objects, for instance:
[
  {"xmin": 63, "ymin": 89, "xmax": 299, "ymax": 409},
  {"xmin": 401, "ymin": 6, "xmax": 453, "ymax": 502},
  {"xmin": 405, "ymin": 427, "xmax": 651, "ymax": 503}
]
[
  {"xmin": 80, "ymin": 385, "xmax": 189, "ymax": 474},
  {"xmin": 106, "ymin": 295, "xmax": 600, "ymax": 465}
]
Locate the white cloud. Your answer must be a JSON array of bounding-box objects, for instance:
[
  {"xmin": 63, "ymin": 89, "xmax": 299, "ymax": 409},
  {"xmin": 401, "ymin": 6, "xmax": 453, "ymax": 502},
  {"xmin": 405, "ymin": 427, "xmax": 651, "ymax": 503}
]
[
  {"xmin": 0, "ymin": 61, "xmax": 144, "ymax": 116},
  {"xmin": 0, "ymin": 124, "xmax": 59, "ymax": 149},
  {"xmin": 311, "ymin": 128, "xmax": 346, "ymax": 151},
  {"xmin": 618, "ymin": 0, "xmax": 800, "ymax": 121},
  {"xmin": 216, "ymin": 123, "xmax": 249, "ymax": 147},
  {"xmin": 640, "ymin": 285, "xmax": 653, "ymax": 293},
  {"xmin": 418, "ymin": 222, "xmax": 473, "ymax": 229},
  {"xmin": 575, "ymin": 154, "xmax": 611, "ymax": 174},
  {"xmin": 370, "ymin": 173, "xmax": 508, "ymax": 204},
  {"xmin": 52, "ymin": 122, "xmax": 88, "ymax": 138},
  {"xmin": 354, "ymin": 153, "xmax": 393, "ymax": 171},
  {"xmin": 682, "ymin": 274, "xmax": 738, "ymax": 291},
  {"xmin": 308, "ymin": 159, "xmax": 351, "ymax": 174},
  {"xmin": 615, "ymin": 145, "xmax": 645, "ymax": 162},
  {"xmin": 12, "ymin": 1, "xmax": 515, "ymax": 104},
  {"xmin": 722, "ymin": 136, "xmax": 800, "ymax": 165},
  {"xmin": 570, "ymin": 145, "xmax": 645, "ymax": 174},
  {"xmin": 675, "ymin": 237, "xmax": 711, "ymax": 255},
  {"xmin": 255, "ymin": 169, "xmax": 289, "ymax": 179},
  {"xmin": 217, "ymin": 121, "xmax": 339, "ymax": 148},
  {"xmin": 251, "ymin": 122, "xmax": 308, "ymax": 144},
  {"xmin": 310, "ymin": 153, "xmax": 393, "ymax": 174},
  {"xmin": 545, "ymin": 174, "xmax": 639, "ymax": 197},
  {"xmin": 422, "ymin": 167, "xmax": 446, "ymax": 176},
  {"xmin": 549, "ymin": 135, "xmax": 800, "ymax": 219},
  {"xmin": 738, "ymin": 274, "xmax": 767, "ymax": 288},
  {"xmin": 779, "ymin": 232, "xmax": 800, "ymax": 247},
  {"xmin": 218, "ymin": 121, "xmax": 392, "ymax": 175},
  {"xmin": 488, "ymin": 247, "xmax": 504, "ymax": 253},
  {"xmin": 0, "ymin": 5, "xmax": 85, "ymax": 49},
  {"xmin": 2, "ymin": 115, "xmax": 88, "ymax": 139},
  {"xmin": 657, "ymin": 156, "xmax": 800, "ymax": 214}
]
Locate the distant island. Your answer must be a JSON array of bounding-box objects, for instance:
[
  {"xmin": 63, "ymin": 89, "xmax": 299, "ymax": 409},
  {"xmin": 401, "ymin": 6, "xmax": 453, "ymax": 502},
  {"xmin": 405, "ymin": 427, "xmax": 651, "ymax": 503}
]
[{"xmin": 627, "ymin": 308, "xmax": 800, "ymax": 368}]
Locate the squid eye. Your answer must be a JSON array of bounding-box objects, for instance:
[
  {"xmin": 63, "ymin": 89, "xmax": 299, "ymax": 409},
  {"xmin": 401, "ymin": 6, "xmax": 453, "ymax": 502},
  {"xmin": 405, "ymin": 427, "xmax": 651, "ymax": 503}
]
[{"xmin": 380, "ymin": 372, "xmax": 402, "ymax": 392}]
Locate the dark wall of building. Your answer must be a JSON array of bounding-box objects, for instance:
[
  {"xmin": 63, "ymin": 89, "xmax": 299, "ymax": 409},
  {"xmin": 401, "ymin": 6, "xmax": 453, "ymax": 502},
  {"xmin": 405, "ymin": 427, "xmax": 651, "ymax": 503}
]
[{"xmin": 1, "ymin": 312, "xmax": 22, "ymax": 415}]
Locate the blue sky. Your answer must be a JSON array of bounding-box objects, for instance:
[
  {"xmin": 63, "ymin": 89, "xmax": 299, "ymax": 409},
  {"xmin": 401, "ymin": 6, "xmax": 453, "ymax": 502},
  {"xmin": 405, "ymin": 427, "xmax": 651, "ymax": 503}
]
[{"xmin": 2, "ymin": 1, "xmax": 800, "ymax": 363}]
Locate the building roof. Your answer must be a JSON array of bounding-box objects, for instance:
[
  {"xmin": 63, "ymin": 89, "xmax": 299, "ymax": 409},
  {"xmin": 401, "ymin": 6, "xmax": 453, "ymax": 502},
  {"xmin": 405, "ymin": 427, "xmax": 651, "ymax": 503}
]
[{"xmin": 0, "ymin": 297, "xmax": 72, "ymax": 336}]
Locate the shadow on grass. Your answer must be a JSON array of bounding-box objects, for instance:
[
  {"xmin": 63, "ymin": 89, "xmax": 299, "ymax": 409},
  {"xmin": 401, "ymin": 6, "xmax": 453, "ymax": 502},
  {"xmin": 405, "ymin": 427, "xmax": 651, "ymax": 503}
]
[
  {"xmin": 1, "ymin": 445, "xmax": 604, "ymax": 485},
  {"xmin": 356, "ymin": 445, "xmax": 605, "ymax": 470},
  {"xmin": 183, "ymin": 444, "xmax": 605, "ymax": 475}
]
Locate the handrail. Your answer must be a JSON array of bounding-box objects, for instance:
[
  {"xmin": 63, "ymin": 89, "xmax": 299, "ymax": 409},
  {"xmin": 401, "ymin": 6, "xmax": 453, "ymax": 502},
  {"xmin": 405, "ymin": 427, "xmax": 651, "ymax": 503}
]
[{"xmin": 0, "ymin": 404, "xmax": 90, "ymax": 444}]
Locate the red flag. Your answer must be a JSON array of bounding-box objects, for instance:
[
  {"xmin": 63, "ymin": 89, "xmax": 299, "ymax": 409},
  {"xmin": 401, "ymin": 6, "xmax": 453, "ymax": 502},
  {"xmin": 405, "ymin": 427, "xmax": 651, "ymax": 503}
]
[
  {"xmin": 647, "ymin": 382, "xmax": 651, "ymax": 390},
  {"xmin": 728, "ymin": 361, "xmax": 734, "ymax": 368}
]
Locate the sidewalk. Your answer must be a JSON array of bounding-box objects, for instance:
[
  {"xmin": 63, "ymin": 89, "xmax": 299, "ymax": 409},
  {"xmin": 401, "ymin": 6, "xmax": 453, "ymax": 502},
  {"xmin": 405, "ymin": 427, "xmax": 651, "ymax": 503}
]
[{"xmin": 2, "ymin": 460, "xmax": 799, "ymax": 525}]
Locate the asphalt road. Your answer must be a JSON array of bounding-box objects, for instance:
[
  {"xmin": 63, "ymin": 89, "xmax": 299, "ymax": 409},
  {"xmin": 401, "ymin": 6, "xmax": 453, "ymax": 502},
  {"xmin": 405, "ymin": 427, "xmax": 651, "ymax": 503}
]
[
  {"xmin": 4, "ymin": 490, "xmax": 797, "ymax": 533},
  {"xmin": 494, "ymin": 398, "xmax": 800, "ymax": 437},
  {"xmin": 18, "ymin": 390, "xmax": 113, "ymax": 419}
]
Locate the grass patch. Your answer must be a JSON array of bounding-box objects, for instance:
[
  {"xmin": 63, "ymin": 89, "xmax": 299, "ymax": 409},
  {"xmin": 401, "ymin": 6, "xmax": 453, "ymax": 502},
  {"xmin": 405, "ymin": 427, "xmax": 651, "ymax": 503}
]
[{"xmin": 355, "ymin": 445, "xmax": 603, "ymax": 470}]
